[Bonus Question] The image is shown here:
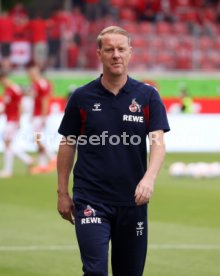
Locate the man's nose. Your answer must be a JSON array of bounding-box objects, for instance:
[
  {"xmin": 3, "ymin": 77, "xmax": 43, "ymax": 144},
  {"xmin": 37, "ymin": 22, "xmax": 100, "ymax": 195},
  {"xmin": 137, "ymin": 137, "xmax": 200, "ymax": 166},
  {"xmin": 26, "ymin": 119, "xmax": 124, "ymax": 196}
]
[{"xmin": 112, "ymin": 49, "xmax": 120, "ymax": 58}]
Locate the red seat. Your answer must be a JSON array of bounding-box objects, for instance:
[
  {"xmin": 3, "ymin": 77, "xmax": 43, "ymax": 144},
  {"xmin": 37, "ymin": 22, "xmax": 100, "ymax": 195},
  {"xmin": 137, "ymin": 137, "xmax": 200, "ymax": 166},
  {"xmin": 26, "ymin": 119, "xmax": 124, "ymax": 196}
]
[
  {"xmin": 203, "ymin": 7, "xmax": 216, "ymax": 23},
  {"xmin": 199, "ymin": 36, "xmax": 214, "ymax": 51},
  {"xmin": 175, "ymin": 45, "xmax": 193, "ymax": 69},
  {"xmin": 165, "ymin": 36, "xmax": 179, "ymax": 51},
  {"xmin": 150, "ymin": 37, "xmax": 164, "ymax": 48},
  {"xmin": 181, "ymin": 35, "xmax": 193, "ymax": 51},
  {"xmin": 120, "ymin": 7, "xmax": 137, "ymax": 21},
  {"xmin": 129, "ymin": 54, "xmax": 144, "ymax": 69},
  {"xmin": 67, "ymin": 43, "xmax": 79, "ymax": 68},
  {"xmin": 142, "ymin": 52, "xmax": 154, "ymax": 65},
  {"xmin": 206, "ymin": 23, "xmax": 218, "ymax": 36},
  {"xmin": 173, "ymin": 0, "xmax": 193, "ymax": 10},
  {"xmin": 214, "ymin": 37, "xmax": 220, "ymax": 50},
  {"xmin": 130, "ymin": 50, "xmax": 153, "ymax": 69},
  {"xmin": 155, "ymin": 52, "xmax": 175, "ymax": 69},
  {"xmin": 139, "ymin": 22, "xmax": 154, "ymax": 34},
  {"xmin": 126, "ymin": 0, "xmax": 140, "ymax": 8},
  {"xmin": 156, "ymin": 22, "xmax": 173, "ymax": 35},
  {"xmin": 110, "ymin": 0, "xmax": 125, "ymax": 7},
  {"xmin": 132, "ymin": 37, "xmax": 146, "ymax": 48},
  {"xmin": 121, "ymin": 21, "xmax": 137, "ymax": 34},
  {"xmin": 199, "ymin": 54, "xmax": 217, "ymax": 71},
  {"xmin": 84, "ymin": 44, "xmax": 99, "ymax": 69},
  {"xmin": 172, "ymin": 22, "xmax": 189, "ymax": 35},
  {"xmin": 176, "ymin": 57, "xmax": 193, "ymax": 70},
  {"xmin": 87, "ymin": 21, "xmax": 103, "ymax": 34}
]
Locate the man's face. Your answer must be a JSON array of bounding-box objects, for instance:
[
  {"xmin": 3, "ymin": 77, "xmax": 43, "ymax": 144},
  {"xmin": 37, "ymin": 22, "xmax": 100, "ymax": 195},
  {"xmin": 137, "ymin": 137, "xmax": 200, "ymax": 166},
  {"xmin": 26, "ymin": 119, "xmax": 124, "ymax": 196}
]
[
  {"xmin": 27, "ymin": 67, "xmax": 38, "ymax": 80},
  {"xmin": 0, "ymin": 77, "xmax": 6, "ymax": 87},
  {"xmin": 97, "ymin": 33, "xmax": 132, "ymax": 76}
]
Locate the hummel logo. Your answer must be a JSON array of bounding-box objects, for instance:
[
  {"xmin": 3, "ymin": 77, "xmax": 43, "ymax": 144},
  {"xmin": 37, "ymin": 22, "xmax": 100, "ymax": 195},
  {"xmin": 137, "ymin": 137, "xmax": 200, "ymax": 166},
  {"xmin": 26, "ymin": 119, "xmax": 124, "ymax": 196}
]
[
  {"xmin": 137, "ymin": 222, "xmax": 144, "ymax": 229},
  {"xmin": 92, "ymin": 103, "xmax": 102, "ymax": 111},
  {"xmin": 136, "ymin": 221, "xmax": 144, "ymax": 236}
]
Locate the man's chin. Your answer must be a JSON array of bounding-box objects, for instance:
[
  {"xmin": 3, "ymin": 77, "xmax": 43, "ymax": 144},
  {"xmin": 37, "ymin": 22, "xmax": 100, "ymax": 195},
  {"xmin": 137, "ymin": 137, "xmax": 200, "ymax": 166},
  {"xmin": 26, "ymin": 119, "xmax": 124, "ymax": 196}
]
[{"xmin": 110, "ymin": 68, "xmax": 124, "ymax": 76}]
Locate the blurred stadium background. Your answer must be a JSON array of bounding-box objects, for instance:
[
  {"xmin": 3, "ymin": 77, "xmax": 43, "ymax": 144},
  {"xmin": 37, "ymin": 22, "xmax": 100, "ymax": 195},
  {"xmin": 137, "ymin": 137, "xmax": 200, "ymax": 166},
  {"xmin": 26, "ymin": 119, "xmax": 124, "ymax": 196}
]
[{"xmin": 0, "ymin": 0, "xmax": 220, "ymax": 275}]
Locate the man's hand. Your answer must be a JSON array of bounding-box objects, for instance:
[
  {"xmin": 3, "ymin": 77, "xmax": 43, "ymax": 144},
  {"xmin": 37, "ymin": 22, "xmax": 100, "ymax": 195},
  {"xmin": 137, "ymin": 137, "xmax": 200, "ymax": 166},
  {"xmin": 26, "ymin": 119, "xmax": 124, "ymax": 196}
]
[
  {"xmin": 134, "ymin": 130, "xmax": 166, "ymax": 205},
  {"xmin": 57, "ymin": 141, "xmax": 76, "ymax": 225},
  {"xmin": 57, "ymin": 192, "xmax": 75, "ymax": 224},
  {"xmin": 134, "ymin": 177, "xmax": 154, "ymax": 206}
]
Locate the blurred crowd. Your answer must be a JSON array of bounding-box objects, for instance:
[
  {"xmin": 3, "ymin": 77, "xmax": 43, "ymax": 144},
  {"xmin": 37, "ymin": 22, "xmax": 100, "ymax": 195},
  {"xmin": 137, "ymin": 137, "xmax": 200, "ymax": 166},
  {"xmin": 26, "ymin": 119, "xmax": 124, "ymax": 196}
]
[
  {"xmin": 0, "ymin": 2, "xmax": 85, "ymax": 71},
  {"xmin": 0, "ymin": 0, "xmax": 220, "ymax": 71}
]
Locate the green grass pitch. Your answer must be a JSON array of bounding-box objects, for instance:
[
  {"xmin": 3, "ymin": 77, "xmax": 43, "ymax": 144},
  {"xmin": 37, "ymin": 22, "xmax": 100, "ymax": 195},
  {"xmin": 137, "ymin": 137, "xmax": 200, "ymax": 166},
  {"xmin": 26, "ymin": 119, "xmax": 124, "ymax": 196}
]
[
  {"xmin": 0, "ymin": 75, "xmax": 220, "ymax": 98},
  {"xmin": 0, "ymin": 153, "xmax": 220, "ymax": 276}
]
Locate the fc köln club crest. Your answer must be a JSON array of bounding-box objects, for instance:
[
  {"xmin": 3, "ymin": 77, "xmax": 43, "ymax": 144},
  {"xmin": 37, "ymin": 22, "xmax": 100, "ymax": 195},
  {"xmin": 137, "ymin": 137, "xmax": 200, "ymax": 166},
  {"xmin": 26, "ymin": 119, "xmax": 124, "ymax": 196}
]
[
  {"xmin": 84, "ymin": 205, "xmax": 96, "ymax": 217},
  {"xmin": 129, "ymin": 98, "xmax": 141, "ymax": 112}
]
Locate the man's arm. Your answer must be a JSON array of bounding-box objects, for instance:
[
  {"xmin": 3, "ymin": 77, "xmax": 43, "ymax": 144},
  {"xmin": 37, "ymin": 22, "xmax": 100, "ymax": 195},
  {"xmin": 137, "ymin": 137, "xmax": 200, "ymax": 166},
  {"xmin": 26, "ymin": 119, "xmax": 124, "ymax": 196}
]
[
  {"xmin": 41, "ymin": 95, "xmax": 50, "ymax": 126},
  {"xmin": 57, "ymin": 138, "xmax": 76, "ymax": 224},
  {"xmin": 0, "ymin": 104, "xmax": 5, "ymax": 115},
  {"xmin": 42, "ymin": 95, "xmax": 50, "ymax": 117},
  {"xmin": 135, "ymin": 130, "xmax": 166, "ymax": 205}
]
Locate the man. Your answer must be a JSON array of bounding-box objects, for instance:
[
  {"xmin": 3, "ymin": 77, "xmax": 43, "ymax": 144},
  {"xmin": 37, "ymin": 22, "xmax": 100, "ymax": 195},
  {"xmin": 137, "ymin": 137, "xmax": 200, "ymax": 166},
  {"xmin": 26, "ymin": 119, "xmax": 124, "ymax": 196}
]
[
  {"xmin": 0, "ymin": 71, "xmax": 33, "ymax": 178},
  {"xmin": 179, "ymin": 86, "xmax": 194, "ymax": 113},
  {"xmin": 26, "ymin": 62, "xmax": 56, "ymax": 174},
  {"xmin": 0, "ymin": 12, "xmax": 14, "ymax": 72},
  {"xmin": 29, "ymin": 14, "xmax": 48, "ymax": 70},
  {"xmin": 57, "ymin": 26, "xmax": 170, "ymax": 276}
]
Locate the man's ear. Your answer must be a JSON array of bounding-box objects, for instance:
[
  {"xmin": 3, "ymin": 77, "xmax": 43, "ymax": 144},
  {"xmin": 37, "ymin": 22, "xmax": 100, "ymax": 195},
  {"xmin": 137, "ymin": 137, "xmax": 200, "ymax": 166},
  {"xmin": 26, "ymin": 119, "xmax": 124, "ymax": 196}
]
[{"xmin": 97, "ymin": 49, "xmax": 101, "ymax": 60}]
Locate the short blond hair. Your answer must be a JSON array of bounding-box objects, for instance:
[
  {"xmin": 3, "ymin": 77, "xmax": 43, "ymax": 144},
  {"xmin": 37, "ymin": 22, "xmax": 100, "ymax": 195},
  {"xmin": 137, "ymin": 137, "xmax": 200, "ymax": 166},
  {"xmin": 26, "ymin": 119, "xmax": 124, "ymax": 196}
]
[{"xmin": 97, "ymin": 26, "xmax": 131, "ymax": 49}]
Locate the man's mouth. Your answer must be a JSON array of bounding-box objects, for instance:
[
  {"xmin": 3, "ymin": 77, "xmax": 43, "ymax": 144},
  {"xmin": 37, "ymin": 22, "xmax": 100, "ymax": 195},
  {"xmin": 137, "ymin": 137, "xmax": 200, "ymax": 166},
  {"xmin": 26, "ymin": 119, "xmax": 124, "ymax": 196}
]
[{"xmin": 112, "ymin": 63, "xmax": 121, "ymax": 66}]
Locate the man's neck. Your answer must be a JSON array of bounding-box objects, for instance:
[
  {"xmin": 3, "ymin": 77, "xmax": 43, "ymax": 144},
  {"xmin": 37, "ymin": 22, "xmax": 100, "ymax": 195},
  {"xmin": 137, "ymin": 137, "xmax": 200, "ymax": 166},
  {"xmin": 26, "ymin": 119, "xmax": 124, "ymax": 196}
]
[
  {"xmin": 4, "ymin": 79, "xmax": 13, "ymax": 88},
  {"xmin": 33, "ymin": 76, "xmax": 41, "ymax": 82},
  {"xmin": 101, "ymin": 74, "xmax": 127, "ymax": 95}
]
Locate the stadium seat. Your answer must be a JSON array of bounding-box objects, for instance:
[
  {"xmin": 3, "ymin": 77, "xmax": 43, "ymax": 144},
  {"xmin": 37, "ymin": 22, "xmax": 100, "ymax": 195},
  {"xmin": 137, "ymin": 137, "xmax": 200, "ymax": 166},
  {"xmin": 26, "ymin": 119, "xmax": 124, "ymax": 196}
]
[
  {"xmin": 175, "ymin": 44, "xmax": 193, "ymax": 69},
  {"xmin": 155, "ymin": 52, "xmax": 175, "ymax": 69},
  {"xmin": 178, "ymin": 9, "xmax": 198, "ymax": 23},
  {"xmin": 119, "ymin": 7, "xmax": 137, "ymax": 21},
  {"xmin": 110, "ymin": 0, "xmax": 125, "ymax": 7},
  {"xmin": 214, "ymin": 37, "xmax": 220, "ymax": 50},
  {"xmin": 164, "ymin": 36, "xmax": 179, "ymax": 50},
  {"xmin": 84, "ymin": 44, "xmax": 99, "ymax": 69},
  {"xmin": 139, "ymin": 22, "xmax": 154, "ymax": 34},
  {"xmin": 173, "ymin": 0, "xmax": 193, "ymax": 10},
  {"xmin": 205, "ymin": 23, "xmax": 218, "ymax": 36},
  {"xmin": 130, "ymin": 49, "xmax": 154, "ymax": 69},
  {"xmin": 130, "ymin": 54, "xmax": 144, "ymax": 69},
  {"xmin": 126, "ymin": 0, "xmax": 140, "ymax": 8},
  {"xmin": 203, "ymin": 7, "xmax": 216, "ymax": 23},
  {"xmin": 203, "ymin": 50, "xmax": 220, "ymax": 70},
  {"xmin": 67, "ymin": 43, "xmax": 79, "ymax": 68},
  {"xmin": 87, "ymin": 21, "xmax": 103, "ymax": 34},
  {"xmin": 156, "ymin": 22, "xmax": 173, "ymax": 35},
  {"xmin": 176, "ymin": 57, "xmax": 193, "ymax": 70},
  {"xmin": 199, "ymin": 36, "xmax": 214, "ymax": 51},
  {"xmin": 172, "ymin": 22, "xmax": 189, "ymax": 35},
  {"xmin": 120, "ymin": 21, "xmax": 137, "ymax": 34},
  {"xmin": 181, "ymin": 35, "xmax": 193, "ymax": 51},
  {"xmin": 142, "ymin": 52, "xmax": 153, "ymax": 65},
  {"xmin": 199, "ymin": 54, "xmax": 217, "ymax": 71},
  {"xmin": 150, "ymin": 37, "xmax": 164, "ymax": 49},
  {"xmin": 131, "ymin": 37, "xmax": 146, "ymax": 48}
]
